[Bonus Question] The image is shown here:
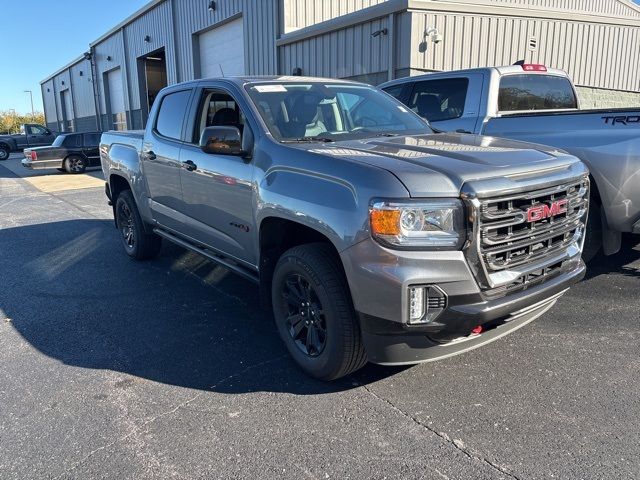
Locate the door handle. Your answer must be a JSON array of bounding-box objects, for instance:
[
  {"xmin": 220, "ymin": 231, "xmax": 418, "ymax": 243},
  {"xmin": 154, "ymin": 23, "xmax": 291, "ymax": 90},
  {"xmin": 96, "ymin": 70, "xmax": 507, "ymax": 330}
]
[
  {"xmin": 183, "ymin": 160, "xmax": 197, "ymax": 172},
  {"xmin": 146, "ymin": 150, "xmax": 157, "ymax": 160},
  {"xmin": 455, "ymin": 129, "xmax": 472, "ymax": 134}
]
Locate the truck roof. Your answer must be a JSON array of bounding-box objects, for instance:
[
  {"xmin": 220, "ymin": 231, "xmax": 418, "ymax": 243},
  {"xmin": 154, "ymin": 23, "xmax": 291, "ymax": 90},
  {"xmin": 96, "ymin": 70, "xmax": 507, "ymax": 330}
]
[
  {"xmin": 380, "ymin": 65, "xmax": 570, "ymax": 89},
  {"xmin": 172, "ymin": 76, "xmax": 367, "ymax": 89}
]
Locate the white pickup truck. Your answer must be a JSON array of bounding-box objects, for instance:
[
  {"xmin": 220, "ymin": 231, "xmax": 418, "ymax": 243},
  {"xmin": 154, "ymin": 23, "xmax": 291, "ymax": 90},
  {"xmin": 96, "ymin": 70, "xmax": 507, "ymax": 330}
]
[{"xmin": 380, "ymin": 64, "xmax": 640, "ymax": 261}]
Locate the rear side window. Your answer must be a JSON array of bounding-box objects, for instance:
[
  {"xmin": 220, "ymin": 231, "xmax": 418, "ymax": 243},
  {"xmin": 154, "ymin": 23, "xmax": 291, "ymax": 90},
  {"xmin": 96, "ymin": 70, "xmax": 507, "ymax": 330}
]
[
  {"xmin": 382, "ymin": 84, "xmax": 405, "ymax": 101},
  {"xmin": 155, "ymin": 90, "xmax": 192, "ymax": 141},
  {"xmin": 83, "ymin": 133, "xmax": 101, "ymax": 146},
  {"xmin": 62, "ymin": 134, "xmax": 82, "ymax": 147},
  {"xmin": 407, "ymin": 78, "xmax": 469, "ymax": 122},
  {"xmin": 498, "ymin": 74, "xmax": 577, "ymax": 111}
]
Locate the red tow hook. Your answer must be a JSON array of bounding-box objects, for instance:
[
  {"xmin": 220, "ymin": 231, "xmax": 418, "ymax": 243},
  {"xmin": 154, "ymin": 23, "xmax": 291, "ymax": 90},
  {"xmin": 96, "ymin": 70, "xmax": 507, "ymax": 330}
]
[{"xmin": 471, "ymin": 325, "xmax": 483, "ymax": 335}]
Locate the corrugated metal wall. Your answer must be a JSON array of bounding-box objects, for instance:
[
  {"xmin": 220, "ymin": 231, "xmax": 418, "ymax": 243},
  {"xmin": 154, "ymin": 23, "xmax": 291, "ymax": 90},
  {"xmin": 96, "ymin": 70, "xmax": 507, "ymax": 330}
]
[
  {"xmin": 283, "ymin": 0, "xmax": 388, "ymax": 32},
  {"xmin": 279, "ymin": 16, "xmax": 390, "ymax": 79},
  {"xmin": 173, "ymin": 0, "xmax": 277, "ymax": 81},
  {"xmin": 124, "ymin": 0, "xmax": 177, "ymax": 111},
  {"xmin": 410, "ymin": 11, "xmax": 640, "ymax": 92},
  {"xmin": 69, "ymin": 60, "xmax": 96, "ymax": 119},
  {"xmin": 41, "ymin": 80, "xmax": 58, "ymax": 127},
  {"xmin": 94, "ymin": 30, "xmax": 127, "ymax": 116},
  {"xmin": 474, "ymin": 0, "xmax": 640, "ymax": 18}
]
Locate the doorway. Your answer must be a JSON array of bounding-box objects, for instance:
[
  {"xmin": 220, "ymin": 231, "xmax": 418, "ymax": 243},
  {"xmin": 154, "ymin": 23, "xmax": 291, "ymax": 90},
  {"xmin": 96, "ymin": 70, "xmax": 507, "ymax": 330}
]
[{"xmin": 139, "ymin": 48, "xmax": 167, "ymax": 127}]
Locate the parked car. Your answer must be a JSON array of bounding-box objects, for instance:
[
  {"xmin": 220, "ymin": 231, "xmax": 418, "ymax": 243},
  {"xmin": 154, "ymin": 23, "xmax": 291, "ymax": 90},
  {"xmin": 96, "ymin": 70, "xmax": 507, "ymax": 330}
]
[
  {"xmin": 101, "ymin": 76, "xmax": 588, "ymax": 380},
  {"xmin": 0, "ymin": 124, "xmax": 57, "ymax": 161},
  {"xmin": 22, "ymin": 132, "xmax": 102, "ymax": 174},
  {"xmin": 379, "ymin": 64, "xmax": 640, "ymax": 261}
]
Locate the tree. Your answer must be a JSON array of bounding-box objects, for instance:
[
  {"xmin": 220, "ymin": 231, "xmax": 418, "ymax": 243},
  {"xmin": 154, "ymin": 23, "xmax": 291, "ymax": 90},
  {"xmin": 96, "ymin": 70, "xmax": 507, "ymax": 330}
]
[{"xmin": 0, "ymin": 111, "xmax": 46, "ymax": 134}]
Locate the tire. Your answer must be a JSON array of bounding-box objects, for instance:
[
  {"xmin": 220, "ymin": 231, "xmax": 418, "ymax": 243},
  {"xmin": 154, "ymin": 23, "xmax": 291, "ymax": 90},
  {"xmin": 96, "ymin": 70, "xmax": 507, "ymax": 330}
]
[
  {"xmin": 271, "ymin": 243, "xmax": 367, "ymax": 380},
  {"xmin": 64, "ymin": 155, "xmax": 87, "ymax": 174},
  {"xmin": 583, "ymin": 197, "xmax": 603, "ymax": 263},
  {"xmin": 0, "ymin": 145, "xmax": 9, "ymax": 161},
  {"xmin": 115, "ymin": 190, "xmax": 162, "ymax": 260}
]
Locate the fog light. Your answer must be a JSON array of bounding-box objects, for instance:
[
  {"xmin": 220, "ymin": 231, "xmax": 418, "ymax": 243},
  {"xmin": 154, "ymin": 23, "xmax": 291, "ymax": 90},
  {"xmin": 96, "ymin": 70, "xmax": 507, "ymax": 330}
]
[
  {"xmin": 409, "ymin": 287, "xmax": 426, "ymax": 323},
  {"xmin": 407, "ymin": 285, "xmax": 447, "ymax": 324}
]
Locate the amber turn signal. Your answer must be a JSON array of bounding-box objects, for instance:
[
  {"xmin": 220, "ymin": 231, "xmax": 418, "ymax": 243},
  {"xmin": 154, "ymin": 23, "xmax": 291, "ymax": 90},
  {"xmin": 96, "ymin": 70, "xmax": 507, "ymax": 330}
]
[{"xmin": 370, "ymin": 209, "xmax": 401, "ymax": 235}]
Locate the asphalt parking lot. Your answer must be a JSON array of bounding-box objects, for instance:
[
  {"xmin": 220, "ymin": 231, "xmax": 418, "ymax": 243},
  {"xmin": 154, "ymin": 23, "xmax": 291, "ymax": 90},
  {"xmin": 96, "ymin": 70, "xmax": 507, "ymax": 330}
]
[{"xmin": 1, "ymin": 153, "xmax": 639, "ymax": 480}]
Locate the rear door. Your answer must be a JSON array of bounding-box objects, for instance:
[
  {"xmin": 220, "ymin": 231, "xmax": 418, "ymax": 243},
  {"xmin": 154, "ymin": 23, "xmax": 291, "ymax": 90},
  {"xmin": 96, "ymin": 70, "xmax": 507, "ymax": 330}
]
[
  {"xmin": 395, "ymin": 74, "xmax": 484, "ymax": 133},
  {"xmin": 178, "ymin": 85, "xmax": 256, "ymax": 265},
  {"xmin": 82, "ymin": 133, "xmax": 102, "ymax": 166},
  {"xmin": 142, "ymin": 88, "xmax": 194, "ymax": 231}
]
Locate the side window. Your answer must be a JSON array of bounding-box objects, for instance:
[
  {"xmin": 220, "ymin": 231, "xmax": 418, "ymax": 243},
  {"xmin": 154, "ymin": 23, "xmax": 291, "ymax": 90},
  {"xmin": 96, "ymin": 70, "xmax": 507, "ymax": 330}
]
[
  {"xmin": 382, "ymin": 84, "xmax": 405, "ymax": 101},
  {"xmin": 155, "ymin": 90, "xmax": 192, "ymax": 141},
  {"xmin": 28, "ymin": 125, "xmax": 46, "ymax": 136},
  {"xmin": 62, "ymin": 135, "xmax": 82, "ymax": 147},
  {"xmin": 194, "ymin": 90, "xmax": 245, "ymax": 143},
  {"xmin": 408, "ymin": 78, "xmax": 469, "ymax": 122},
  {"xmin": 83, "ymin": 133, "xmax": 102, "ymax": 146}
]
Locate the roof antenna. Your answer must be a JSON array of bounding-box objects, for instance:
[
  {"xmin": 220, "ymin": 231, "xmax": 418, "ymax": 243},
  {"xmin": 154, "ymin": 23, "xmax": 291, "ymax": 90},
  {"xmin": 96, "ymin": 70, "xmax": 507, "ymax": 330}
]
[{"xmin": 219, "ymin": 64, "xmax": 225, "ymax": 77}]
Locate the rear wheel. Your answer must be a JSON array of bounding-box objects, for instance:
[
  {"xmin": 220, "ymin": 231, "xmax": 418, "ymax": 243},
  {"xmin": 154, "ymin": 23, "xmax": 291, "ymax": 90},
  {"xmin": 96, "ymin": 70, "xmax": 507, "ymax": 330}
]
[
  {"xmin": 272, "ymin": 243, "xmax": 367, "ymax": 380},
  {"xmin": 64, "ymin": 155, "xmax": 87, "ymax": 174},
  {"xmin": 0, "ymin": 145, "xmax": 9, "ymax": 161},
  {"xmin": 115, "ymin": 190, "xmax": 161, "ymax": 260}
]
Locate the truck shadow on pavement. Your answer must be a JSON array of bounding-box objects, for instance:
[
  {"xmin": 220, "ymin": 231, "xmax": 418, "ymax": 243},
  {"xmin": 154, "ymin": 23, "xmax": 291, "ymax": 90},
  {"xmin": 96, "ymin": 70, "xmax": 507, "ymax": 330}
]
[
  {"xmin": 584, "ymin": 234, "xmax": 640, "ymax": 281},
  {"xmin": 0, "ymin": 219, "xmax": 404, "ymax": 395}
]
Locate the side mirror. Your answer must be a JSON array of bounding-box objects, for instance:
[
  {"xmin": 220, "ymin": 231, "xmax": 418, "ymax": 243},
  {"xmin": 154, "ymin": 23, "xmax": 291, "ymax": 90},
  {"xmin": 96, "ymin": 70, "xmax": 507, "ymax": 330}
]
[
  {"xmin": 199, "ymin": 126, "xmax": 243, "ymax": 156},
  {"xmin": 45, "ymin": 129, "xmax": 52, "ymax": 135}
]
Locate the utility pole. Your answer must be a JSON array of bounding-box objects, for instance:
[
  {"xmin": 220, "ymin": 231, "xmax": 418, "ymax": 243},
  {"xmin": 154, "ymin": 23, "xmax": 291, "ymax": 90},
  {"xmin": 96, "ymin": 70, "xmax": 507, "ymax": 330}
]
[{"xmin": 23, "ymin": 90, "xmax": 35, "ymax": 119}]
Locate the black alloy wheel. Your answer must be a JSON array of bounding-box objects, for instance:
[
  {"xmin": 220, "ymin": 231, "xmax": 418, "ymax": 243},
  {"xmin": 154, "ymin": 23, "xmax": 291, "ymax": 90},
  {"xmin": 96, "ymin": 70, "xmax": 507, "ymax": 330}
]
[
  {"xmin": 117, "ymin": 199, "xmax": 136, "ymax": 254},
  {"xmin": 281, "ymin": 273, "xmax": 327, "ymax": 357}
]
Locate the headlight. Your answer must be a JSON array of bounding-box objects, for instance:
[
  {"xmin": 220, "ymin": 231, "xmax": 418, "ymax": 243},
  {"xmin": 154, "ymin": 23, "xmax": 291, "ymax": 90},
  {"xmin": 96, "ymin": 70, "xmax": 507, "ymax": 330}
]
[{"xmin": 370, "ymin": 199, "xmax": 465, "ymax": 249}]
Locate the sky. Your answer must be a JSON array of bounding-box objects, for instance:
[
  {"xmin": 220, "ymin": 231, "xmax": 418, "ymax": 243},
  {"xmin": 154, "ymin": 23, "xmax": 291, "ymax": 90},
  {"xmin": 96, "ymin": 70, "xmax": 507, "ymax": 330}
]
[{"xmin": 0, "ymin": 0, "xmax": 148, "ymax": 115}]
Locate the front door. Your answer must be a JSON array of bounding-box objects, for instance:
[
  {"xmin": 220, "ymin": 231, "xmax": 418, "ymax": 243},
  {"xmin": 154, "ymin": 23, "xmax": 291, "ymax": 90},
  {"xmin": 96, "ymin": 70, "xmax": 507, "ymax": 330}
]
[
  {"xmin": 26, "ymin": 125, "xmax": 53, "ymax": 147},
  {"xmin": 178, "ymin": 87, "xmax": 256, "ymax": 266}
]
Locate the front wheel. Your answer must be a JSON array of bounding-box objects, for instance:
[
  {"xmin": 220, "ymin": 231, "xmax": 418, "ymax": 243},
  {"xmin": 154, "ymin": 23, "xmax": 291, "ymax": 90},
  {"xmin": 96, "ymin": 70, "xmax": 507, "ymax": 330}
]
[
  {"xmin": 115, "ymin": 190, "xmax": 162, "ymax": 260},
  {"xmin": 272, "ymin": 243, "xmax": 367, "ymax": 380},
  {"xmin": 0, "ymin": 145, "xmax": 10, "ymax": 161}
]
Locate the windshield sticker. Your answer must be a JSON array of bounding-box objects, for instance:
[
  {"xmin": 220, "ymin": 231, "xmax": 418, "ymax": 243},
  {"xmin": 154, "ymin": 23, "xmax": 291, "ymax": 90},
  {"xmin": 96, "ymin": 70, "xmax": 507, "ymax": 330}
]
[{"xmin": 254, "ymin": 85, "xmax": 287, "ymax": 93}]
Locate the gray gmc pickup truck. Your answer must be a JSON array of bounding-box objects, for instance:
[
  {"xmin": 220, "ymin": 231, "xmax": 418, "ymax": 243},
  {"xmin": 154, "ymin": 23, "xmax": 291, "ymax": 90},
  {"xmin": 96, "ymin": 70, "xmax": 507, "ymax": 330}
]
[
  {"xmin": 380, "ymin": 64, "xmax": 640, "ymax": 260},
  {"xmin": 101, "ymin": 76, "xmax": 588, "ymax": 380}
]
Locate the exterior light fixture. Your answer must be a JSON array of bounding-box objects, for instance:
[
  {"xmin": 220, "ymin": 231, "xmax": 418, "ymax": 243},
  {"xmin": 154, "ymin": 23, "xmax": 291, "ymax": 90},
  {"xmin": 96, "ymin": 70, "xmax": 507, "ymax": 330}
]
[
  {"xmin": 144, "ymin": 35, "xmax": 151, "ymax": 42},
  {"xmin": 107, "ymin": 56, "xmax": 112, "ymax": 61},
  {"xmin": 292, "ymin": 67, "xmax": 303, "ymax": 76},
  {"xmin": 79, "ymin": 71, "xmax": 84, "ymax": 76},
  {"xmin": 371, "ymin": 28, "xmax": 388, "ymax": 37},
  {"xmin": 425, "ymin": 27, "xmax": 443, "ymax": 44},
  {"xmin": 208, "ymin": 1, "xmax": 216, "ymax": 11},
  {"xmin": 61, "ymin": 81, "xmax": 65, "ymax": 85}
]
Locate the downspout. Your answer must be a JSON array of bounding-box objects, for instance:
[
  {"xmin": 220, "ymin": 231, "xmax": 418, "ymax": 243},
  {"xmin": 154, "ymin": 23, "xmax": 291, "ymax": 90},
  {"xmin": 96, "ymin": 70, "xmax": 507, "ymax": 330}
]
[
  {"xmin": 89, "ymin": 47, "xmax": 102, "ymax": 131},
  {"xmin": 387, "ymin": 12, "xmax": 395, "ymax": 82}
]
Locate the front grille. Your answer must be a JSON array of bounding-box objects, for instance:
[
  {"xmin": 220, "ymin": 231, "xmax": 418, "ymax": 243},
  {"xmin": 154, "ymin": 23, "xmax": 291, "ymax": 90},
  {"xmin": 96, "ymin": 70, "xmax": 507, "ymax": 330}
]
[{"xmin": 472, "ymin": 177, "xmax": 589, "ymax": 292}]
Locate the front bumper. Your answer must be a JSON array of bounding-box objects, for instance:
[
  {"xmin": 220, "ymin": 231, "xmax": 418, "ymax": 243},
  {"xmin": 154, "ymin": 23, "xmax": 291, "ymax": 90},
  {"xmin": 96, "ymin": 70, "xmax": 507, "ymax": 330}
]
[
  {"xmin": 340, "ymin": 237, "xmax": 585, "ymax": 365},
  {"xmin": 21, "ymin": 158, "xmax": 63, "ymax": 170}
]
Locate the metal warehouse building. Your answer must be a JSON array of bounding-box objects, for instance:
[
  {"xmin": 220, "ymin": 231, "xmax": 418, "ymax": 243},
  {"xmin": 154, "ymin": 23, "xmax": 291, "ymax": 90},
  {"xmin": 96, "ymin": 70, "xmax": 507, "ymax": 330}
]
[{"xmin": 41, "ymin": 0, "xmax": 640, "ymax": 133}]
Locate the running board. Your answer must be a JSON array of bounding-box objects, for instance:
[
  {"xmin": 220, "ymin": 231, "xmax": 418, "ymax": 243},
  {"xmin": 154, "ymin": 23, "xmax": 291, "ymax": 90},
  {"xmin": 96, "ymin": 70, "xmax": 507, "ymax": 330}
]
[{"xmin": 153, "ymin": 228, "xmax": 259, "ymax": 284}]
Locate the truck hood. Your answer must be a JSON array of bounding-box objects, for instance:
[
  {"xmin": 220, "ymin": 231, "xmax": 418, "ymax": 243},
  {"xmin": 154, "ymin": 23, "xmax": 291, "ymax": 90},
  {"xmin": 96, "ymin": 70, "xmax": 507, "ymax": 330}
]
[{"xmin": 297, "ymin": 133, "xmax": 580, "ymax": 197}]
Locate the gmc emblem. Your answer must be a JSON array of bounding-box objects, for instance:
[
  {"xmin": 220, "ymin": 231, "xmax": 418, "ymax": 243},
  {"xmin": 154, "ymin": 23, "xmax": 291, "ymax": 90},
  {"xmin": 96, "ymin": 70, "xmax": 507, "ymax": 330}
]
[{"xmin": 526, "ymin": 199, "xmax": 568, "ymax": 222}]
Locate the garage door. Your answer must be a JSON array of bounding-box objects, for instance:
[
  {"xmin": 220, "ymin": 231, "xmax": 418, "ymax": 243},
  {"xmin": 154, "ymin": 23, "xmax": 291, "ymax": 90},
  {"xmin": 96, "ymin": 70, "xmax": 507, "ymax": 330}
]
[
  {"xmin": 107, "ymin": 68, "xmax": 127, "ymax": 130},
  {"xmin": 199, "ymin": 18, "xmax": 245, "ymax": 78},
  {"xmin": 61, "ymin": 90, "xmax": 73, "ymax": 132}
]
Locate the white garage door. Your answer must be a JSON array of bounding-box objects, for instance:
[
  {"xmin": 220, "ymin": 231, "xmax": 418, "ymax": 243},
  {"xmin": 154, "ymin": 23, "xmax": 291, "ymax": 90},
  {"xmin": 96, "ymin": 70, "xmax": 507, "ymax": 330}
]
[
  {"xmin": 61, "ymin": 90, "xmax": 73, "ymax": 132},
  {"xmin": 199, "ymin": 18, "xmax": 245, "ymax": 78},
  {"xmin": 107, "ymin": 68, "xmax": 127, "ymax": 130}
]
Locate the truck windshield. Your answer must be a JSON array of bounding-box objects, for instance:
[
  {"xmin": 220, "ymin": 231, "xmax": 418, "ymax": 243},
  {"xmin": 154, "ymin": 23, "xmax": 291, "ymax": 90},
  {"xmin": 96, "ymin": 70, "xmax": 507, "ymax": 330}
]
[
  {"xmin": 498, "ymin": 74, "xmax": 578, "ymax": 112},
  {"xmin": 246, "ymin": 83, "xmax": 431, "ymax": 142}
]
